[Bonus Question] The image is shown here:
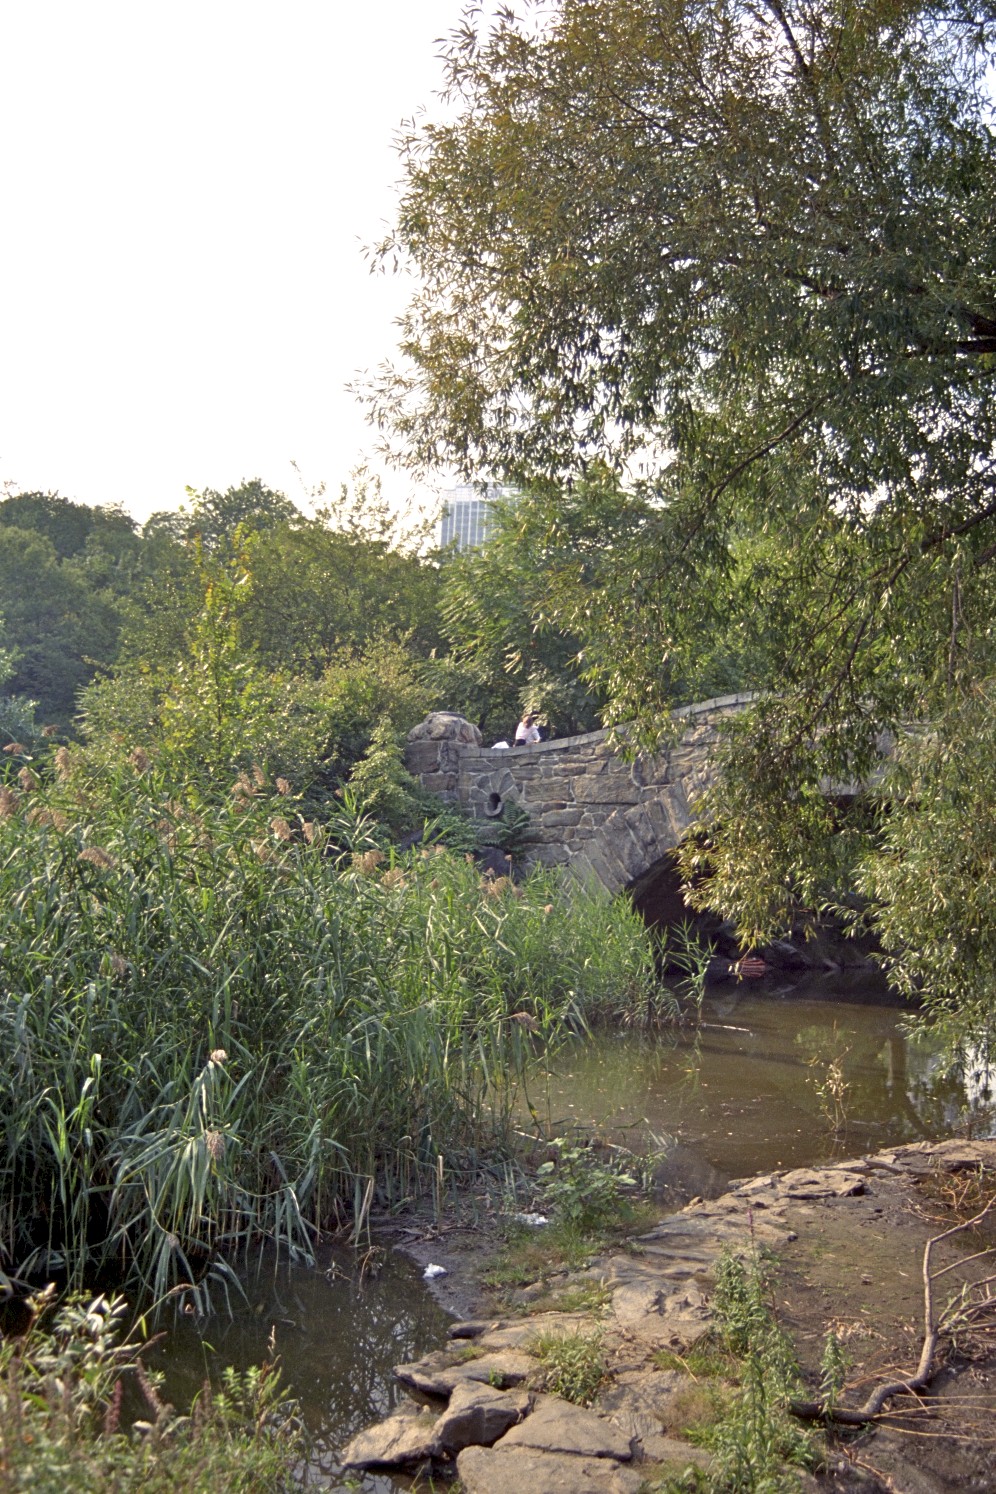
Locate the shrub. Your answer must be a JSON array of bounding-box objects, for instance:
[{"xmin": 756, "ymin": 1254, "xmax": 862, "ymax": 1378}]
[{"xmin": 0, "ymin": 1292, "xmax": 299, "ymax": 1491}]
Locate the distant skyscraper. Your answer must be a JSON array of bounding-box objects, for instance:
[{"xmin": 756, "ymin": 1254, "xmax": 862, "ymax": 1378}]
[{"xmin": 438, "ymin": 483, "xmax": 517, "ymax": 551}]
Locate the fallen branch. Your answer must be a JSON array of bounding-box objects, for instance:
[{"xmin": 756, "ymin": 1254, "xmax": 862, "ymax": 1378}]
[{"xmin": 791, "ymin": 1188, "xmax": 996, "ymax": 1426}]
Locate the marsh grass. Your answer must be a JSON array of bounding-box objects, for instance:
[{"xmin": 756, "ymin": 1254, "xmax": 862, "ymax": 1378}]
[
  {"xmin": 533, "ymin": 1327, "xmax": 606, "ymax": 1405},
  {"xmin": 0, "ymin": 746, "xmax": 659, "ymax": 1310}
]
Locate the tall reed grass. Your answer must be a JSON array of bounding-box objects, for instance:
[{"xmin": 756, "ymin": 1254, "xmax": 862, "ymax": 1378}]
[{"xmin": 0, "ymin": 744, "xmax": 661, "ymax": 1309}]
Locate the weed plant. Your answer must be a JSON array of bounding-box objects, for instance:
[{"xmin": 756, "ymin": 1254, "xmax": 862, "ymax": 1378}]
[
  {"xmin": 0, "ymin": 743, "xmax": 658, "ymax": 1309},
  {"xmin": 536, "ymin": 1137, "xmax": 638, "ymax": 1232},
  {"xmin": 533, "ymin": 1328, "xmax": 606, "ymax": 1406},
  {"xmin": 699, "ymin": 1248, "xmax": 817, "ymax": 1491},
  {"xmin": 0, "ymin": 1291, "xmax": 299, "ymax": 1491}
]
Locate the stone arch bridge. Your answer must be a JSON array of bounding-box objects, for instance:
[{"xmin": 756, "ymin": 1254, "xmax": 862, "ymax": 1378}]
[{"xmin": 405, "ymin": 695, "xmax": 756, "ymax": 895}]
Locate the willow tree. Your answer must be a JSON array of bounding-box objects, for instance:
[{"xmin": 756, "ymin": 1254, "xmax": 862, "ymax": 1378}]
[{"xmin": 370, "ymin": 0, "xmax": 996, "ymax": 1055}]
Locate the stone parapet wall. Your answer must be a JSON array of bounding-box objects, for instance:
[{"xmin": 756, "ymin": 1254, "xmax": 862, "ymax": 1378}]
[{"xmin": 405, "ymin": 695, "xmax": 756, "ymax": 893}]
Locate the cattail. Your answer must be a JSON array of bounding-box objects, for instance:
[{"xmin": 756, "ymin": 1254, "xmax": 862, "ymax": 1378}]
[
  {"xmin": 251, "ymin": 763, "xmax": 266, "ymax": 788},
  {"xmin": 352, "ymin": 848, "xmax": 385, "ymax": 875},
  {"xmin": 0, "ymin": 787, "xmax": 19, "ymax": 818},
  {"xmin": 270, "ymin": 816, "xmax": 292, "ymax": 842},
  {"xmin": 203, "ymin": 1129, "xmax": 226, "ymax": 1163},
  {"xmin": 302, "ymin": 820, "xmax": 318, "ymax": 844},
  {"xmin": 26, "ymin": 807, "xmax": 54, "ymax": 828},
  {"xmin": 380, "ymin": 866, "xmax": 407, "ymax": 889},
  {"xmin": 109, "ymin": 953, "xmax": 128, "ymax": 978},
  {"xmin": 17, "ymin": 766, "xmax": 38, "ymax": 793},
  {"xmin": 231, "ymin": 772, "xmax": 254, "ymax": 799},
  {"xmin": 2, "ymin": 742, "xmax": 26, "ymax": 755},
  {"xmin": 129, "ymin": 747, "xmax": 151, "ymax": 774},
  {"xmin": 251, "ymin": 840, "xmax": 271, "ymax": 861},
  {"xmin": 275, "ymin": 776, "xmax": 291, "ymax": 796},
  {"xmin": 41, "ymin": 724, "xmax": 58, "ymax": 737},
  {"xmin": 50, "ymin": 809, "xmax": 69, "ymax": 832},
  {"xmin": 209, "ymin": 1048, "xmax": 228, "ymax": 1064},
  {"xmin": 78, "ymin": 847, "xmax": 117, "ymax": 870},
  {"xmin": 103, "ymin": 1377, "xmax": 124, "ymax": 1437},
  {"xmin": 509, "ymin": 1011, "xmax": 540, "ymax": 1033},
  {"xmin": 54, "ymin": 746, "xmax": 72, "ymax": 780},
  {"xmin": 543, "ymin": 903, "xmax": 554, "ymax": 915}
]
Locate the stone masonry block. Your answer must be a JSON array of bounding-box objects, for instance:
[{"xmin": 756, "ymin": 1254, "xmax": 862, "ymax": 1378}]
[
  {"xmin": 573, "ymin": 844, "xmax": 627, "ymax": 894},
  {"xmin": 640, "ymin": 794, "xmax": 679, "ymax": 852},
  {"xmin": 421, "ymin": 772, "xmax": 458, "ymax": 793},
  {"xmin": 537, "ymin": 808, "xmax": 582, "ymax": 827},
  {"xmin": 572, "ymin": 775, "xmax": 642, "ymax": 806}
]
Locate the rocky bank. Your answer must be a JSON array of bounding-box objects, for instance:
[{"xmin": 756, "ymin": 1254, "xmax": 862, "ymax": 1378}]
[{"xmin": 341, "ymin": 1139, "xmax": 996, "ymax": 1492}]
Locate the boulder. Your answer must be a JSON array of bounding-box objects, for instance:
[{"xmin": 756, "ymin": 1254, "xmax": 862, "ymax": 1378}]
[
  {"xmin": 434, "ymin": 1382, "xmax": 530, "ymax": 1452},
  {"xmin": 394, "ymin": 1347, "xmax": 536, "ymax": 1396},
  {"xmin": 498, "ymin": 1393, "xmax": 633, "ymax": 1460},
  {"xmin": 340, "ymin": 1404, "xmax": 441, "ymax": 1469}
]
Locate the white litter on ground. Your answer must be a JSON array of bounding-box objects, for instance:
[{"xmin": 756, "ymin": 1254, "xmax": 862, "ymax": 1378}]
[
  {"xmin": 512, "ymin": 1212, "xmax": 549, "ymax": 1227},
  {"xmin": 423, "ymin": 1263, "xmax": 448, "ymax": 1279}
]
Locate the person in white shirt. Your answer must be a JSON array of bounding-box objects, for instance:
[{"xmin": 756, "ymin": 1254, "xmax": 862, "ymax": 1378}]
[{"xmin": 514, "ymin": 712, "xmax": 541, "ymax": 745}]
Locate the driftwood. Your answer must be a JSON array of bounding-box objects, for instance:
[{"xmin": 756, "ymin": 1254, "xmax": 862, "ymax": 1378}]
[{"xmin": 791, "ymin": 1191, "xmax": 996, "ymax": 1426}]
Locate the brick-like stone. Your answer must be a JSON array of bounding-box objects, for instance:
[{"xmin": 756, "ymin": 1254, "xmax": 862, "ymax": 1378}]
[
  {"xmin": 420, "ymin": 772, "xmax": 458, "ymax": 793},
  {"xmin": 572, "ymin": 776, "xmax": 642, "ymax": 806},
  {"xmin": 529, "ymin": 843, "xmax": 571, "ymax": 866}
]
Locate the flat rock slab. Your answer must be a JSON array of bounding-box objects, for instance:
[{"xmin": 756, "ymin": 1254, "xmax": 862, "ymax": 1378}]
[
  {"xmin": 473, "ymin": 1312, "xmax": 590, "ymax": 1353},
  {"xmin": 594, "ymin": 1368, "xmax": 689, "ymax": 1441},
  {"xmin": 448, "ymin": 1319, "xmax": 497, "ymax": 1339},
  {"xmin": 394, "ymin": 1347, "xmax": 536, "ymax": 1396},
  {"xmin": 498, "ymin": 1392, "xmax": 633, "ymax": 1460},
  {"xmin": 434, "ymin": 1382, "xmax": 530, "ymax": 1452},
  {"xmin": 457, "ymin": 1444, "xmax": 645, "ymax": 1493},
  {"xmin": 604, "ymin": 1259, "xmax": 710, "ymax": 1348},
  {"xmin": 340, "ymin": 1404, "xmax": 440, "ymax": 1469}
]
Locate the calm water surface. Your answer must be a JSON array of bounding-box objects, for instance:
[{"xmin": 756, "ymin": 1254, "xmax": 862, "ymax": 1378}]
[
  {"xmin": 160, "ymin": 976, "xmax": 995, "ymax": 1487},
  {"xmin": 533, "ymin": 976, "xmax": 995, "ymax": 1197}
]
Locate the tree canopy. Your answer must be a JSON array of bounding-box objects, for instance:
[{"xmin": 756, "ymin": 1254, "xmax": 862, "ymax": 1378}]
[{"xmin": 371, "ymin": 0, "xmax": 996, "ymax": 1056}]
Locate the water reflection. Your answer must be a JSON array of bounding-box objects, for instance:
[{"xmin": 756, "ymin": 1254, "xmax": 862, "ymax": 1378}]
[
  {"xmin": 157, "ymin": 978, "xmax": 995, "ymax": 1486},
  {"xmin": 153, "ymin": 1245, "xmax": 450, "ymax": 1489},
  {"xmin": 530, "ymin": 978, "xmax": 996, "ymax": 1194}
]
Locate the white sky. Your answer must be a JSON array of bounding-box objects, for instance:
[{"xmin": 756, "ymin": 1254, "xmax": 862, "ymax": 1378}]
[{"xmin": 0, "ymin": 0, "xmax": 472, "ymax": 524}]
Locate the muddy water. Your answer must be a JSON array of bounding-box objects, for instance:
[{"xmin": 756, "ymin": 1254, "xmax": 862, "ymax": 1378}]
[
  {"xmin": 531, "ymin": 975, "xmax": 996, "ymax": 1200},
  {"xmin": 154, "ymin": 1244, "xmax": 450, "ymax": 1491},
  {"xmin": 159, "ymin": 977, "xmax": 994, "ymax": 1487}
]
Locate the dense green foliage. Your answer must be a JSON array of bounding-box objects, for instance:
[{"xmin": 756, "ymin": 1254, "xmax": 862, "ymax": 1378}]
[
  {"xmin": 0, "ymin": 735, "xmax": 659, "ymax": 1306},
  {"xmin": 0, "ymin": 1293, "xmax": 298, "ymax": 1491},
  {"xmin": 370, "ymin": 0, "xmax": 996, "ymax": 1054},
  {"xmin": 439, "ymin": 486, "xmax": 612, "ymax": 734}
]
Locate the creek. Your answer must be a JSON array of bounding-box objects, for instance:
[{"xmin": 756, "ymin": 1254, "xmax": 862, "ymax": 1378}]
[{"xmin": 157, "ymin": 974, "xmax": 995, "ymax": 1488}]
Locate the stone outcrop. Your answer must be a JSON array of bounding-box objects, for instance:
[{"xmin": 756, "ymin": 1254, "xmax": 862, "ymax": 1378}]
[
  {"xmin": 434, "ymin": 1382, "xmax": 531, "ymax": 1452},
  {"xmin": 405, "ymin": 695, "xmax": 754, "ymax": 892},
  {"xmin": 339, "ymin": 1140, "xmax": 996, "ymax": 1488}
]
